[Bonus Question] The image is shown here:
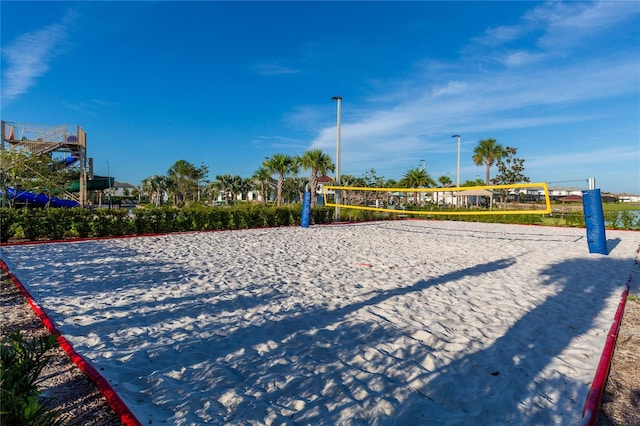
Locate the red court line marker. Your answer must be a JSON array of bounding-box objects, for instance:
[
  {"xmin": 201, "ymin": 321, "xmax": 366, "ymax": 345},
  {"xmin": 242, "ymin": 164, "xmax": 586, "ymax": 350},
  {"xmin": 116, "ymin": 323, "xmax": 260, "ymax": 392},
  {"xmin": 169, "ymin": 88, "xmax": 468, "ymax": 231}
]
[{"xmin": 581, "ymin": 273, "xmax": 632, "ymax": 426}]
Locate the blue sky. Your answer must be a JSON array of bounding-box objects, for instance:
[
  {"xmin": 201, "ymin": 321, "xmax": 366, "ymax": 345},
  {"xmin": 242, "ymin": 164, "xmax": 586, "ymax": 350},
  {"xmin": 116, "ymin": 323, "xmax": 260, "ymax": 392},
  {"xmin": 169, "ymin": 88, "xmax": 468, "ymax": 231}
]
[{"xmin": 2, "ymin": 1, "xmax": 639, "ymax": 194}]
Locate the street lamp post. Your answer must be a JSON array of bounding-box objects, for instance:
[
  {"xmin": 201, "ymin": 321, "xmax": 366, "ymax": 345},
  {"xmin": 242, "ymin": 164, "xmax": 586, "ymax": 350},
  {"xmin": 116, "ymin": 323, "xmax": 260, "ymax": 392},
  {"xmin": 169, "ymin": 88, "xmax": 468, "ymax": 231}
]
[
  {"xmin": 419, "ymin": 159, "xmax": 426, "ymax": 205},
  {"xmin": 451, "ymin": 134, "xmax": 461, "ymax": 208},
  {"xmin": 106, "ymin": 161, "xmax": 112, "ymax": 209},
  {"xmin": 332, "ymin": 96, "xmax": 342, "ymax": 220}
]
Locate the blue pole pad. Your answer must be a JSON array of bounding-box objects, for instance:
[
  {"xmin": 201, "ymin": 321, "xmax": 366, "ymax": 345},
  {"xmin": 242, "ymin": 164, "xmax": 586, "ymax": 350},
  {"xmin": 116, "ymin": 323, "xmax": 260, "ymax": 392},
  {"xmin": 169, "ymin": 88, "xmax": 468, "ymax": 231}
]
[
  {"xmin": 582, "ymin": 189, "xmax": 608, "ymax": 255},
  {"xmin": 301, "ymin": 191, "xmax": 311, "ymax": 228}
]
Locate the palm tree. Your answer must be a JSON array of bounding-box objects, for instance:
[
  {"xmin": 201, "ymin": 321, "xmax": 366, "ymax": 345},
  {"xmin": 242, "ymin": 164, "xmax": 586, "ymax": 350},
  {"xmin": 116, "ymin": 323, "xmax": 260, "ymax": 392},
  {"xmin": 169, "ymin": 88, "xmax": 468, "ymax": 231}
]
[
  {"xmin": 438, "ymin": 175, "xmax": 452, "ymax": 187},
  {"xmin": 298, "ymin": 149, "xmax": 335, "ymax": 208},
  {"xmin": 472, "ymin": 138, "xmax": 505, "ymax": 185},
  {"xmin": 400, "ymin": 167, "xmax": 435, "ymax": 205},
  {"xmin": 339, "ymin": 174, "xmax": 359, "ymax": 206},
  {"xmin": 252, "ymin": 166, "xmax": 272, "ymax": 205},
  {"xmin": 282, "ymin": 176, "xmax": 309, "ymax": 204},
  {"xmin": 264, "ymin": 154, "xmax": 298, "ymax": 206},
  {"xmin": 235, "ymin": 177, "xmax": 253, "ymax": 202},
  {"xmin": 142, "ymin": 175, "xmax": 168, "ymax": 207},
  {"xmin": 383, "ymin": 178, "xmax": 398, "ymax": 206},
  {"xmin": 203, "ymin": 181, "xmax": 221, "ymax": 204},
  {"xmin": 435, "ymin": 175, "xmax": 453, "ymax": 206},
  {"xmin": 214, "ymin": 174, "xmax": 237, "ymax": 205}
]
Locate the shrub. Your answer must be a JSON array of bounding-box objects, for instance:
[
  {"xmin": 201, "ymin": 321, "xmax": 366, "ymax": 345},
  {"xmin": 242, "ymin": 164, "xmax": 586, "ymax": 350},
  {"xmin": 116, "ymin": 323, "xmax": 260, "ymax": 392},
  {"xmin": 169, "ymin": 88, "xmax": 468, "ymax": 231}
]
[
  {"xmin": 618, "ymin": 210, "xmax": 637, "ymax": 230},
  {"xmin": 274, "ymin": 206, "xmax": 296, "ymax": 226},
  {"xmin": 0, "ymin": 331, "xmax": 62, "ymax": 425},
  {"xmin": 604, "ymin": 210, "xmax": 620, "ymax": 229},
  {"xmin": 69, "ymin": 208, "xmax": 93, "ymax": 238},
  {"xmin": 0, "ymin": 208, "xmax": 19, "ymax": 243},
  {"xmin": 20, "ymin": 209, "xmax": 46, "ymax": 241},
  {"xmin": 311, "ymin": 207, "xmax": 333, "ymax": 224},
  {"xmin": 90, "ymin": 210, "xmax": 112, "ymax": 237},
  {"xmin": 565, "ymin": 212, "xmax": 586, "ymax": 227}
]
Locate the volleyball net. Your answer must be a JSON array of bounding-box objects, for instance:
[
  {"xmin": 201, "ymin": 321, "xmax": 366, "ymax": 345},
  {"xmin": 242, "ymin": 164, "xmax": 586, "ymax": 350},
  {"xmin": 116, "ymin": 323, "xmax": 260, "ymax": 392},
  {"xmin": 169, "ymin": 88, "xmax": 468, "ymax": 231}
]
[{"xmin": 322, "ymin": 182, "xmax": 551, "ymax": 215}]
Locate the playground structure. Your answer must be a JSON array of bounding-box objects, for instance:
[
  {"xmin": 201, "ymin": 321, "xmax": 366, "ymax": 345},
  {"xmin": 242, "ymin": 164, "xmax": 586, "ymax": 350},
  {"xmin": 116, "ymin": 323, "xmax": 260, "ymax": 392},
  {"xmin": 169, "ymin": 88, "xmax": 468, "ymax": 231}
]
[{"xmin": 1, "ymin": 120, "xmax": 88, "ymax": 208}]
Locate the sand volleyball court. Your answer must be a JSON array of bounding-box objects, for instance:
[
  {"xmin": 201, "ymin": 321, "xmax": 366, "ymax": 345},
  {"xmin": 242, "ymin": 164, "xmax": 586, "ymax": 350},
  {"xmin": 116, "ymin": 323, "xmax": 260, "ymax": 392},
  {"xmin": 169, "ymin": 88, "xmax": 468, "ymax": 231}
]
[{"xmin": 1, "ymin": 221, "xmax": 637, "ymax": 425}]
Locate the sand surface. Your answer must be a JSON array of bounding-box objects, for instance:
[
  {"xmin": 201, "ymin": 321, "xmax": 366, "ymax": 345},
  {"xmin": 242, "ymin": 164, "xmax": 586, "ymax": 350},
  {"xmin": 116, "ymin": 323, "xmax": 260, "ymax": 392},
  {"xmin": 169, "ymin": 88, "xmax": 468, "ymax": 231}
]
[{"xmin": 0, "ymin": 221, "xmax": 637, "ymax": 425}]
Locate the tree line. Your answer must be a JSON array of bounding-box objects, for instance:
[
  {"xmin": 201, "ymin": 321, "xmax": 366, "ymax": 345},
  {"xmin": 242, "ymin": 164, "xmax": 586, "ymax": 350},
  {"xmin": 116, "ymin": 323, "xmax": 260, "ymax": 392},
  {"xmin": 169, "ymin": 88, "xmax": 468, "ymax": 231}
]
[
  {"xmin": 0, "ymin": 138, "xmax": 529, "ymax": 209},
  {"xmin": 140, "ymin": 139, "xmax": 528, "ymax": 208}
]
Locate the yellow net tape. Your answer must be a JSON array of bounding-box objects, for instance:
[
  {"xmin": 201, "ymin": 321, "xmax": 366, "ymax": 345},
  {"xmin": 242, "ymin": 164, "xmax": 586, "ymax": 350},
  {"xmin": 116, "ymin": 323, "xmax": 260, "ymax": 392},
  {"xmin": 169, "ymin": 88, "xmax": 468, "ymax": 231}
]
[{"xmin": 322, "ymin": 182, "xmax": 551, "ymax": 215}]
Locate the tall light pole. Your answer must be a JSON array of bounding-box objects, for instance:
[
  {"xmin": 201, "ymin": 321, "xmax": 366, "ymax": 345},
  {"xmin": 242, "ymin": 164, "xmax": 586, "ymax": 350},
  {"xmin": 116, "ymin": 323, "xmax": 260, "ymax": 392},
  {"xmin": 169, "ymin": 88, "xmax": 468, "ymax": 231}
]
[
  {"xmin": 452, "ymin": 134, "xmax": 461, "ymax": 208},
  {"xmin": 332, "ymin": 96, "xmax": 342, "ymax": 220},
  {"xmin": 106, "ymin": 161, "xmax": 112, "ymax": 209},
  {"xmin": 420, "ymin": 159, "xmax": 426, "ymax": 172}
]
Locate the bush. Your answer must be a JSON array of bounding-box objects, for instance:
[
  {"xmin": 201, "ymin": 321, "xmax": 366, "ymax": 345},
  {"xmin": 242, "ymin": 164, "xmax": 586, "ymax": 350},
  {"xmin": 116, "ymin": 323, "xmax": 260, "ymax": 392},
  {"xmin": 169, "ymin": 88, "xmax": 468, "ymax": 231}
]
[
  {"xmin": 274, "ymin": 206, "xmax": 296, "ymax": 226},
  {"xmin": 0, "ymin": 208, "xmax": 19, "ymax": 243},
  {"xmin": 311, "ymin": 207, "xmax": 333, "ymax": 224},
  {"xmin": 11, "ymin": 202, "xmax": 639, "ymax": 242},
  {"xmin": 90, "ymin": 210, "xmax": 113, "ymax": 237},
  {"xmin": 565, "ymin": 212, "xmax": 586, "ymax": 227},
  {"xmin": 20, "ymin": 209, "xmax": 47, "ymax": 241},
  {"xmin": 68, "ymin": 209, "xmax": 93, "ymax": 238},
  {"xmin": 604, "ymin": 210, "xmax": 620, "ymax": 229},
  {"xmin": 44, "ymin": 209, "xmax": 72, "ymax": 240},
  {"xmin": 0, "ymin": 331, "xmax": 62, "ymax": 425},
  {"xmin": 618, "ymin": 210, "xmax": 637, "ymax": 230}
]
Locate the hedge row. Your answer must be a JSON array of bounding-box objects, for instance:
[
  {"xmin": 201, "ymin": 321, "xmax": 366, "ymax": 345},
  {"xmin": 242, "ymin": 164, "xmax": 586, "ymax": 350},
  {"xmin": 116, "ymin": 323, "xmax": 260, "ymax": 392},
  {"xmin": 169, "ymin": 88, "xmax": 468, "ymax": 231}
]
[
  {"xmin": 1, "ymin": 204, "xmax": 635, "ymax": 243},
  {"xmin": 0, "ymin": 205, "xmax": 335, "ymax": 242}
]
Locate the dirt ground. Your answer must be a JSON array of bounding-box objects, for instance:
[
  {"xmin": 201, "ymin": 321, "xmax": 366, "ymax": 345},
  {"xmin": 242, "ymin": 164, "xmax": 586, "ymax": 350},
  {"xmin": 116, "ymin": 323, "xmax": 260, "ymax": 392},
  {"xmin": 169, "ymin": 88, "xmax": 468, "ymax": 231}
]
[
  {"xmin": 0, "ymin": 275, "xmax": 120, "ymax": 425},
  {"xmin": 596, "ymin": 297, "xmax": 640, "ymax": 426},
  {"xmin": 1, "ymin": 274, "xmax": 639, "ymax": 426}
]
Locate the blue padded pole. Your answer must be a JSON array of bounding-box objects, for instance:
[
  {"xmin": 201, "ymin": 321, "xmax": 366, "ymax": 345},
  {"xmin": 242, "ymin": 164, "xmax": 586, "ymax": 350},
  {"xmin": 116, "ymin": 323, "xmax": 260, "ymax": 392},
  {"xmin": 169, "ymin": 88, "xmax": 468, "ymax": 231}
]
[
  {"xmin": 582, "ymin": 189, "xmax": 608, "ymax": 255},
  {"xmin": 301, "ymin": 191, "xmax": 311, "ymax": 228}
]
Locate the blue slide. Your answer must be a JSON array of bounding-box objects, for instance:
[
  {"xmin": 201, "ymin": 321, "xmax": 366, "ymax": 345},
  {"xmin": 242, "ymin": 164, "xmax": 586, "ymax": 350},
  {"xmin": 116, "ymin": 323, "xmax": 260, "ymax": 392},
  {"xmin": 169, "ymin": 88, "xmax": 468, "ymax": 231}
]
[{"xmin": 1, "ymin": 187, "xmax": 79, "ymax": 208}]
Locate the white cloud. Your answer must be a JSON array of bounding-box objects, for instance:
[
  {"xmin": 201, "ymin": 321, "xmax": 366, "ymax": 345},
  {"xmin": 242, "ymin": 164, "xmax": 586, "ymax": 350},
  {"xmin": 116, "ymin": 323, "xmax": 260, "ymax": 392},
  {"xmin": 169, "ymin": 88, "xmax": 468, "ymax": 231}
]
[
  {"xmin": 471, "ymin": 1, "xmax": 640, "ymax": 69},
  {"xmin": 252, "ymin": 62, "xmax": 299, "ymax": 76},
  {"xmin": 528, "ymin": 1, "xmax": 639, "ymax": 49},
  {"xmin": 475, "ymin": 24, "xmax": 524, "ymax": 47},
  {"xmin": 431, "ymin": 81, "xmax": 467, "ymax": 98},
  {"xmin": 303, "ymin": 1, "xmax": 639, "ymax": 181},
  {"xmin": 499, "ymin": 50, "xmax": 548, "ymax": 68},
  {"xmin": 1, "ymin": 12, "xmax": 74, "ymax": 103}
]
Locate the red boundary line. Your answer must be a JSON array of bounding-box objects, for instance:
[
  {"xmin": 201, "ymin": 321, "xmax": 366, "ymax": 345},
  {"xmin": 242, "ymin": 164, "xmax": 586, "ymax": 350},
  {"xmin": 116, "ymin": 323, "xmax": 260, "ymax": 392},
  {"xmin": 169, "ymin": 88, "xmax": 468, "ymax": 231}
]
[
  {"xmin": 581, "ymin": 242, "xmax": 639, "ymax": 425},
  {"xmin": 0, "ymin": 258, "xmax": 142, "ymax": 426}
]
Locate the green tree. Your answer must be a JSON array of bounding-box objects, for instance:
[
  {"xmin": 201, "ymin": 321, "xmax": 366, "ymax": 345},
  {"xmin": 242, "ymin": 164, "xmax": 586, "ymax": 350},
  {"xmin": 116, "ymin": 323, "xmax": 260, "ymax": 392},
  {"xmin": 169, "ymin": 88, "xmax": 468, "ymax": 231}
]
[
  {"xmin": 142, "ymin": 175, "xmax": 168, "ymax": 206},
  {"xmin": 492, "ymin": 146, "xmax": 530, "ymax": 208},
  {"xmin": 437, "ymin": 175, "xmax": 452, "ymax": 187},
  {"xmin": 298, "ymin": 149, "xmax": 335, "ymax": 208},
  {"xmin": 1, "ymin": 150, "xmax": 78, "ymax": 208},
  {"xmin": 461, "ymin": 178, "xmax": 485, "ymax": 187},
  {"xmin": 381, "ymin": 178, "xmax": 398, "ymax": 206},
  {"xmin": 282, "ymin": 176, "xmax": 309, "ymax": 204},
  {"xmin": 472, "ymin": 138, "xmax": 505, "ymax": 185},
  {"xmin": 203, "ymin": 181, "xmax": 222, "ymax": 204},
  {"xmin": 338, "ymin": 174, "xmax": 359, "ymax": 206},
  {"xmin": 214, "ymin": 174, "xmax": 241, "ymax": 205},
  {"xmin": 384, "ymin": 178, "xmax": 398, "ymax": 188},
  {"xmin": 399, "ymin": 167, "xmax": 435, "ymax": 205},
  {"xmin": 252, "ymin": 166, "xmax": 272, "ymax": 205},
  {"xmin": 167, "ymin": 160, "xmax": 208, "ymax": 205},
  {"xmin": 264, "ymin": 154, "xmax": 298, "ymax": 206},
  {"xmin": 235, "ymin": 177, "xmax": 253, "ymax": 202},
  {"xmin": 492, "ymin": 146, "xmax": 530, "ymax": 185},
  {"xmin": 361, "ymin": 168, "xmax": 385, "ymax": 188}
]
